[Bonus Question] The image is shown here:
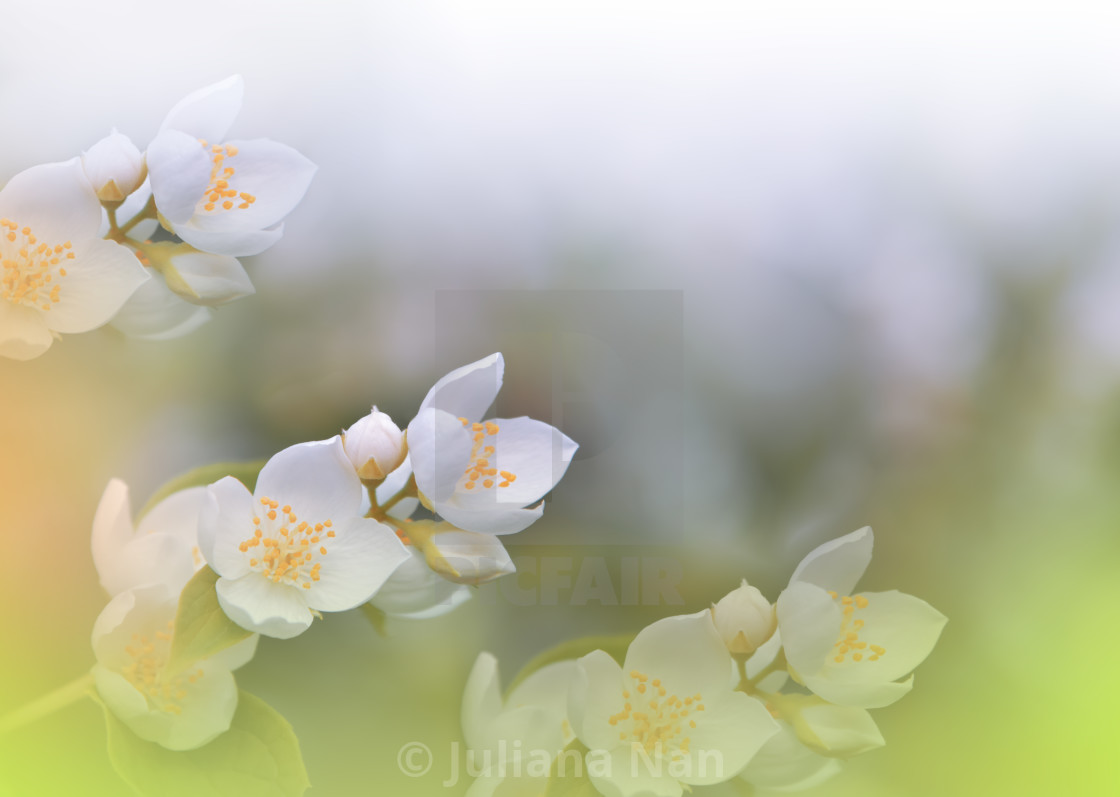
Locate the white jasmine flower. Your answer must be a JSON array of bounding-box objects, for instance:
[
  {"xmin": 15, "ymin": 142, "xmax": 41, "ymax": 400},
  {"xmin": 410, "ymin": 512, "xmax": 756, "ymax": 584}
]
[
  {"xmin": 146, "ymin": 75, "xmax": 316, "ymax": 257},
  {"xmin": 711, "ymin": 580, "xmax": 776, "ymax": 656},
  {"xmin": 0, "ymin": 159, "xmax": 148, "ymax": 359},
  {"xmin": 568, "ymin": 610, "xmax": 779, "ymax": 797},
  {"xmin": 776, "ymin": 527, "xmax": 947, "ymax": 708},
  {"xmin": 407, "ymin": 353, "xmax": 578, "ymax": 535},
  {"xmin": 91, "ymin": 478, "xmax": 205, "ymax": 597},
  {"xmin": 197, "ymin": 437, "xmax": 410, "ymax": 639},
  {"xmin": 461, "ymin": 652, "xmax": 579, "ymax": 797},
  {"xmin": 343, "ymin": 407, "xmax": 407, "ymax": 481},
  {"xmin": 92, "ymin": 583, "xmax": 257, "ymax": 750},
  {"xmin": 82, "ymin": 130, "xmax": 146, "ymax": 202}
]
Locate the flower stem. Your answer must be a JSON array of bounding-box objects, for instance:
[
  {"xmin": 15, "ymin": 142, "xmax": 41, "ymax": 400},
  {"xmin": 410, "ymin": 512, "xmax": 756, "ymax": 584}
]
[
  {"xmin": 118, "ymin": 195, "xmax": 157, "ymax": 235},
  {"xmin": 0, "ymin": 672, "xmax": 95, "ymax": 734},
  {"xmin": 366, "ymin": 474, "xmax": 417, "ymax": 521}
]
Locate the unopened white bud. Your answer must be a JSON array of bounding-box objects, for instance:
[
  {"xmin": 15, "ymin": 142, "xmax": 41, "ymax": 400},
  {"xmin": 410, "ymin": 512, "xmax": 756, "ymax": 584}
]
[
  {"xmin": 711, "ymin": 579, "xmax": 776, "ymax": 655},
  {"xmin": 83, "ymin": 130, "xmax": 146, "ymax": 202},
  {"xmin": 407, "ymin": 521, "xmax": 516, "ymax": 586},
  {"xmin": 343, "ymin": 408, "xmax": 406, "ymax": 481}
]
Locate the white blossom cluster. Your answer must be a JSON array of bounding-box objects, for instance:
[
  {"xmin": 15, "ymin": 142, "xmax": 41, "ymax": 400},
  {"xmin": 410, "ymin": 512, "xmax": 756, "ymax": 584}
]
[
  {"xmin": 462, "ymin": 527, "xmax": 947, "ymax": 796},
  {"xmin": 88, "ymin": 353, "xmax": 576, "ymax": 749},
  {"xmin": 0, "ymin": 76, "xmax": 315, "ymax": 359}
]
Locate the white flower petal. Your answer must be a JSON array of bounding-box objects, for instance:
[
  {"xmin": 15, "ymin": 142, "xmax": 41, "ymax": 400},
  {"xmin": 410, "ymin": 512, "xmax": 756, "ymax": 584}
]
[
  {"xmin": 368, "ymin": 547, "xmax": 471, "ymax": 618},
  {"xmin": 207, "ymin": 634, "xmax": 259, "ymax": 672},
  {"xmin": 422, "ymin": 526, "xmax": 516, "ymax": 585},
  {"xmin": 305, "ymin": 519, "xmax": 410, "ymax": 612},
  {"xmin": 44, "ymin": 238, "xmax": 149, "ymax": 334},
  {"xmin": 110, "ymin": 270, "xmax": 212, "ymax": 340},
  {"xmin": 0, "ymin": 158, "xmax": 101, "ymax": 242},
  {"xmin": 182, "ymin": 138, "xmax": 316, "ymax": 232},
  {"xmin": 215, "ymin": 573, "xmax": 313, "ymax": 639},
  {"xmin": 165, "ymin": 251, "xmax": 254, "ymax": 306},
  {"xmin": 116, "ymin": 180, "xmax": 153, "ymax": 227},
  {"xmin": 433, "ymin": 501, "xmax": 544, "ymax": 536},
  {"xmin": 624, "ymin": 611, "xmax": 735, "ymax": 699},
  {"xmin": 101, "ymin": 532, "xmax": 197, "ymax": 596},
  {"xmin": 198, "ymin": 476, "xmax": 255, "ymax": 578},
  {"xmin": 591, "ymin": 746, "xmax": 683, "ymax": 797},
  {"xmin": 137, "ymin": 486, "xmax": 206, "ymax": 552},
  {"xmin": 408, "ymin": 408, "xmax": 474, "ymax": 503},
  {"xmin": 90, "ymin": 479, "xmax": 135, "ymax": 585},
  {"xmin": 160, "ymin": 75, "xmax": 244, "ymax": 142},
  {"xmin": 507, "ymin": 660, "xmax": 579, "ymax": 721},
  {"xmin": 824, "ymin": 590, "xmax": 947, "ymax": 683},
  {"xmin": 91, "ymin": 584, "xmax": 178, "ymax": 669},
  {"xmin": 174, "ymin": 223, "xmax": 285, "ymax": 258},
  {"xmin": 775, "ymin": 582, "xmax": 843, "ymax": 677},
  {"xmin": 255, "ymin": 437, "xmax": 361, "ymax": 521},
  {"xmin": 0, "ymin": 301, "xmax": 52, "ymax": 360},
  {"xmin": 419, "ymin": 352, "xmax": 504, "ymax": 420},
  {"xmin": 788, "ymin": 526, "xmax": 873, "ymax": 595},
  {"xmin": 740, "ymin": 721, "xmax": 841, "ymax": 792},
  {"xmin": 799, "ymin": 673, "xmax": 914, "ymax": 709},
  {"xmin": 449, "ymin": 417, "xmax": 577, "ymax": 509},
  {"xmin": 147, "ymin": 130, "xmax": 212, "ymax": 224},
  {"xmin": 797, "ymin": 702, "xmax": 884, "ymax": 756},
  {"xmin": 462, "ymin": 652, "xmax": 503, "ymax": 751},
  {"xmin": 678, "ymin": 693, "xmax": 779, "ymax": 785},
  {"xmin": 569, "ymin": 649, "xmax": 627, "ymax": 752}
]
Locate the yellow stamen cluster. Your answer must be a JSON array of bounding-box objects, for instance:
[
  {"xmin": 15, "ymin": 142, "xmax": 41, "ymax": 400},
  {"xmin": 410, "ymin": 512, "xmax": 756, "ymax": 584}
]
[
  {"xmin": 197, "ymin": 140, "xmax": 257, "ymax": 213},
  {"xmin": 121, "ymin": 619, "xmax": 203, "ymax": 716},
  {"xmin": 827, "ymin": 591, "xmax": 885, "ymax": 663},
  {"xmin": 0, "ymin": 218, "xmax": 74, "ymax": 311},
  {"xmin": 607, "ymin": 670, "xmax": 703, "ymax": 754},
  {"xmin": 457, "ymin": 417, "xmax": 517, "ymax": 491},
  {"xmin": 238, "ymin": 497, "xmax": 335, "ymax": 590}
]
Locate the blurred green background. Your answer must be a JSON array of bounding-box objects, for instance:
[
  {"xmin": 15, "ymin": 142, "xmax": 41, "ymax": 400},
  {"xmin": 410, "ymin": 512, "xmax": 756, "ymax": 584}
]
[{"xmin": 3, "ymin": 2, "xmax": 1120, "ymax": 795}]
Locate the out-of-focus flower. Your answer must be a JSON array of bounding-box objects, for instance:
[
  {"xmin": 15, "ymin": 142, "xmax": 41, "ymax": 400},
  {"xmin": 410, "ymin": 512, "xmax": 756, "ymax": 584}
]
[
  {"xmin": 343, "ymin": 407, "xmax": 407, "ymax": 482},
  {"xmin": 91, "ymin": 479, "xmax": 205, "ymax": 597},
  {"xmin": 568, "ymin": 610, "xmax": 779, "ymax": 796},
  {"xmin": 0, "ymin": 159, "xmax": 148, "ymax": 359},
  {"xmin": 407, "ymin": 353, "xmax": 578, "ymax": 535},
  {"xmin": 461, "ymin": 652, "xmax": 578, "ymax": 797},
  {"xmin": 91, "ymin": 583, "xmax": 257, "ymax": 750},
  {"xmin": 82, "ymin": 130, "xmax": 146, "ymax": 202},
  {"xmin": 711, "ymin": 580, "xmax": 776, "ymax": 656},
  {"xmin": 146, "ymin": 75, "xmax": 316, "ymax": 257},
  {"xmin": 198, "ymin": 437, "xmax": 410, "ymax": 639},
  {"xmin": 775, "ymin": 527, "xmax": 947, "ymax": 708}
]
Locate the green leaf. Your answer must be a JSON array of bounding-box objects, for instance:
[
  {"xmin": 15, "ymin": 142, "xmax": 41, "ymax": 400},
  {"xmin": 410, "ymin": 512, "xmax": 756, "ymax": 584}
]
[
  {"xmin": 165, "ymin": 567, "xmax": 251, "ymax": 677},
  {"xmin": 506, "ymin": 633, "xmax": 634, "ymax": 696},
  {"xmin": 103, "ymin": 690, "xmax": 310, "ymax": 797},
  {"xmin": 138, "ymin": 460, "xmax": 266, "ymax": 521}
]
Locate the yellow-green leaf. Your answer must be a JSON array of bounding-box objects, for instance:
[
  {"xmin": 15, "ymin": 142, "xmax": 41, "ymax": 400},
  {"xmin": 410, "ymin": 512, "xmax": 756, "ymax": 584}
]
[
  {"xmin": 103, "ymin": 690, "xmax": 310, "ymax": 797},
  {"xmin": 165, "ymin": 567, "xmax": 251, "ymax": 677},
  {"xmin": 138, "ymin": 460, "xmax": 266, "ymax": 521}
]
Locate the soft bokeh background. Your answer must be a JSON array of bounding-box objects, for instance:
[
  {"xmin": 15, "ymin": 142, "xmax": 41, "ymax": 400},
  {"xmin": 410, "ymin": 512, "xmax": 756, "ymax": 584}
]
[{"xmin": 3, "ymin": 2, "xmax": 1120, "ymax": 795}]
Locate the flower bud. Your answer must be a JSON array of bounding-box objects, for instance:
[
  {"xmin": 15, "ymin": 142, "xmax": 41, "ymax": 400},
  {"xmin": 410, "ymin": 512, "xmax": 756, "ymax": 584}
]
[
  {"xmin": 343, "ymin": 408, "xmax": 407, "ymax": 481},
  {"xmin": 407, "ymin": 521, "xmax": 516, "ymax": 585},
  {"xmin": 83, "ymin": 130, "xmax": 146, "ymax": 202},
  {"xmin": 711, "ymin": 579, "xmax": 776, "ymax": 655}
]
